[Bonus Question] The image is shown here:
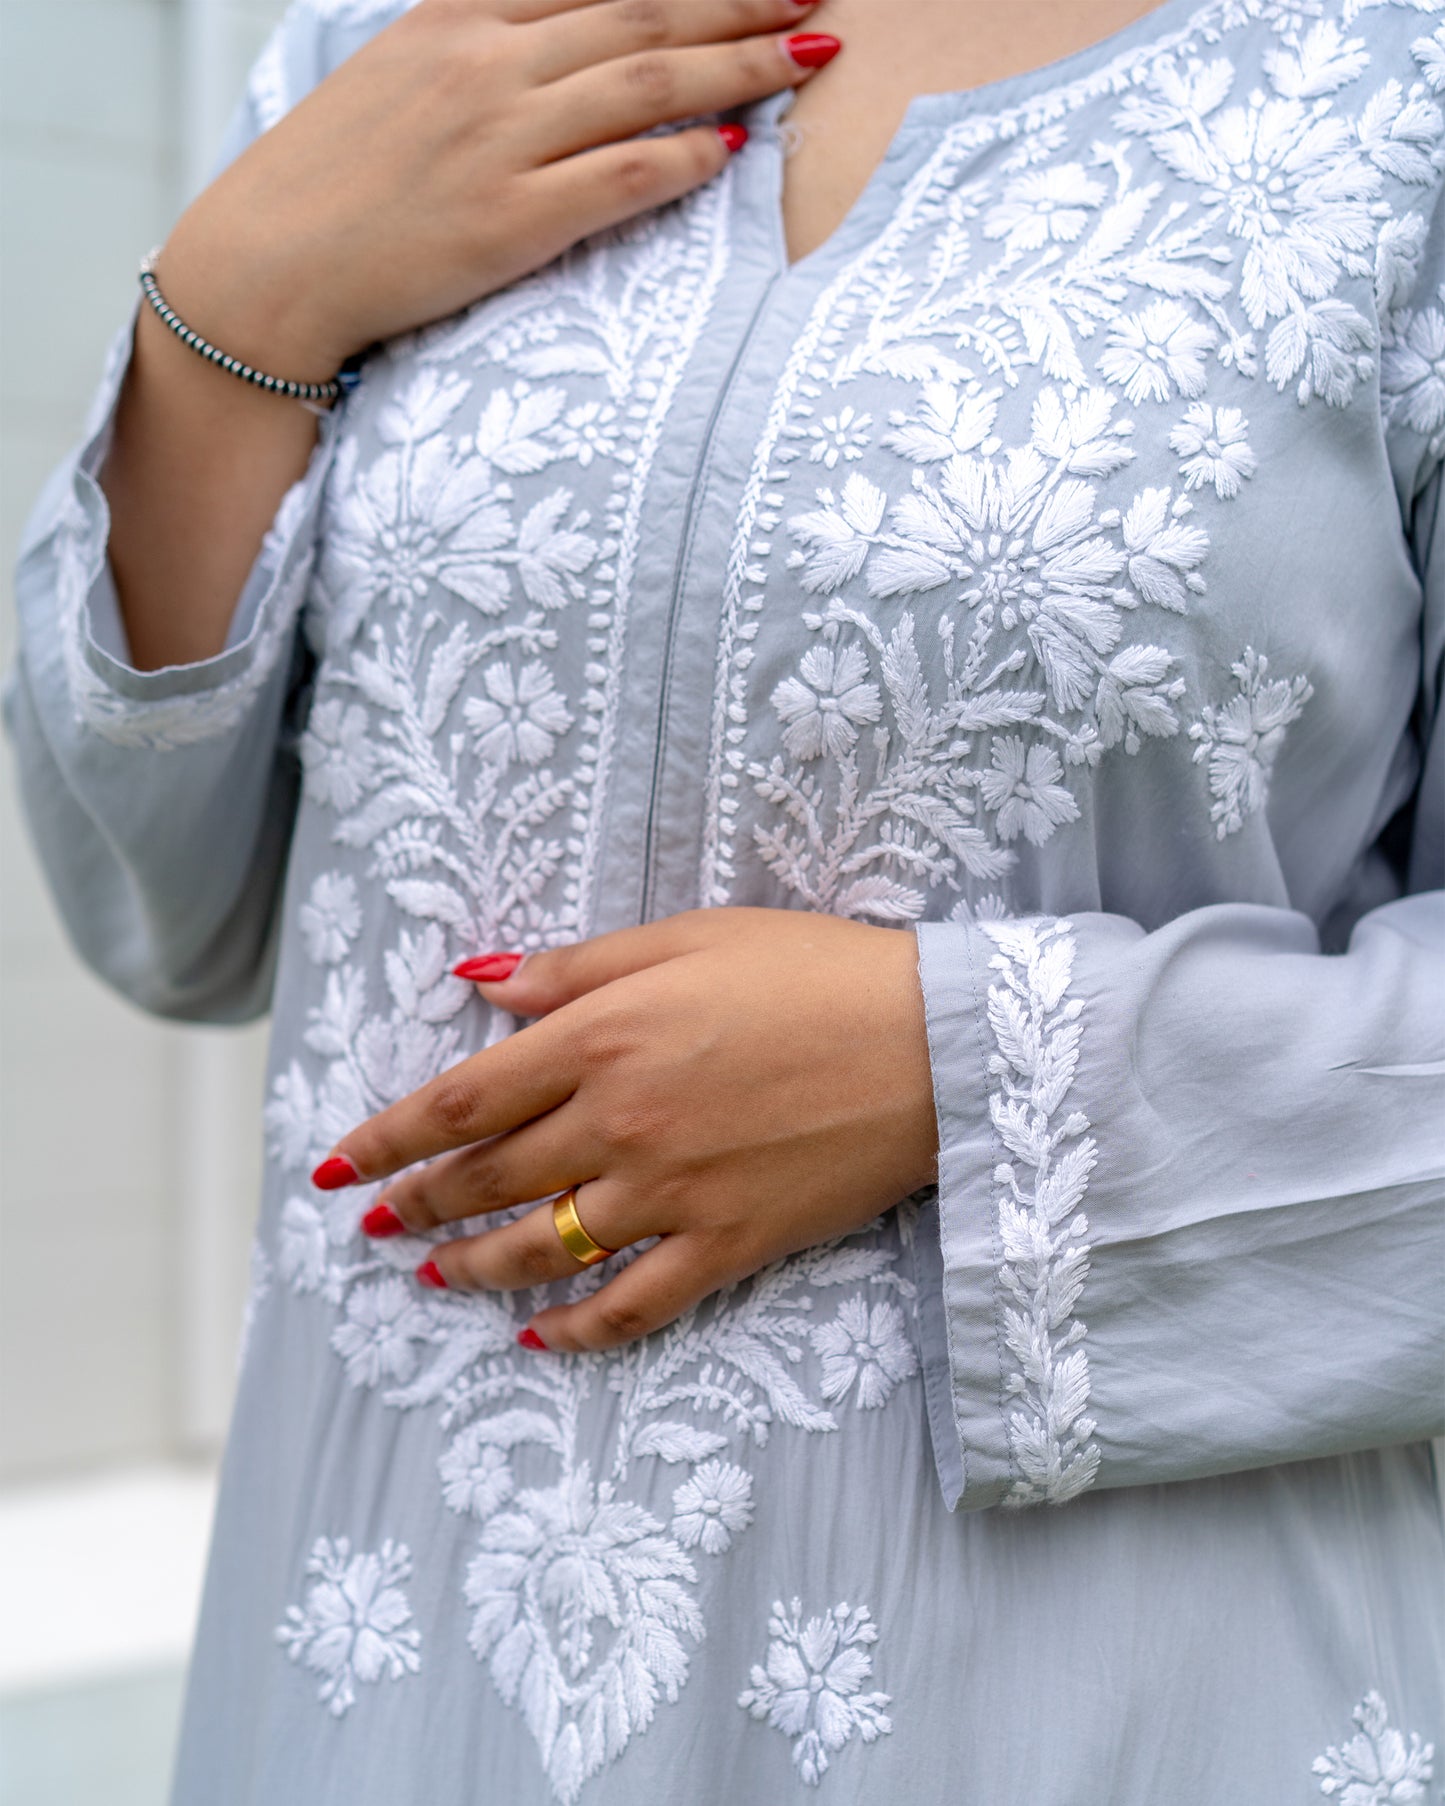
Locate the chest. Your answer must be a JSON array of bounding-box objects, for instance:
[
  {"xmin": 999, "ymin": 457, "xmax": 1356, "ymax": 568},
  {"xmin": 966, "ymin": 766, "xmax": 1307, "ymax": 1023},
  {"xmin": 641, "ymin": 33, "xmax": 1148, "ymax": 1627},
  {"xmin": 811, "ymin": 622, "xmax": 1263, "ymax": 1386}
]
[{"xmin": 300, "ymin": 11, "xmax": 1429, "ymax": 948}]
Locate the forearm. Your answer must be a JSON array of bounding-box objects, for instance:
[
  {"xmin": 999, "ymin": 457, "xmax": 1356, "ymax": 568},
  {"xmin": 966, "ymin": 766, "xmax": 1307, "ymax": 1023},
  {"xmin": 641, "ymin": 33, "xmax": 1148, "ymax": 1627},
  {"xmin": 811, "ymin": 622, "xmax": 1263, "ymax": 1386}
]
[{"xmin": 99, "ymin": 264, "xmax": 323, "ymax": 673}]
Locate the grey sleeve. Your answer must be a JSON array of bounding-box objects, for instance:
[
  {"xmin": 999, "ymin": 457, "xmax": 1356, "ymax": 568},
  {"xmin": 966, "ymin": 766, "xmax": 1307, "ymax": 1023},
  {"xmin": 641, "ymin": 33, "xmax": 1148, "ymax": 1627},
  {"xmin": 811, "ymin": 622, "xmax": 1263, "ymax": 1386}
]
[
  {"xmin": 912, "ymin": 479, "xmax": 1445, "ymax": 1514},
  {"xmin": 1, "ymin": 12, "xmax": 343, "ymax": 1022}
]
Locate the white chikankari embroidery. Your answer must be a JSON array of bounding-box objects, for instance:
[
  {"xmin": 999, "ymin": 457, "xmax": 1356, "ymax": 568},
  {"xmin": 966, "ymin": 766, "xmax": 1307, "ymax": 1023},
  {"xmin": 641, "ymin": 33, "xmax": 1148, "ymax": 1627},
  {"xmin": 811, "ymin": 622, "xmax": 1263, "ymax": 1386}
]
[
  {"xmin": 276, "ymin": 1536, "xmax": 421, "ymax": 1718},
  {"xmin": 1189, "ymin": 648, "xmax": 1314, "ymax": 837},
  {"xmin": 46, "ymin": 0, "xmax": 1437, "ymax": 1788},
  {"xmin": 53, "ymin": 399, "xmax": 334, "ymax": 752},
  {"xmin": 1169, "ymin": 403, "xmax": 1259, "ymax": 498},
  {"xmin": 670, "ymin": 1459, "xmax": 755, "ymax": 1554},
  {"xmin": 1313, "ymin": 1690, "xmax": 1436, "ymax": 1803},
  {"xmin": 704, "ymin": 0, "xmax": 1438, "ymax": 917},
  {"xmin": 259, "ymin": 182, "xmax": 927, "ymax": 1801},
  {"xmin": 1382, "ymin": 284, "xmax": 1445, "ymax": 448},
  {"xmin": 738, "ymin": 1599, "xmax": 893, "ymax": 1787},
  {"xmin": 980, "ymin": 919, "xmax": 1100, "ymax": 1506},
  {"xmin": 811, "ymin": 1297, "xmax": 919, "ymax": 1408},
  {"xmin": 298, "ymin": 872, "xmax": 363, "ymax": 965}
]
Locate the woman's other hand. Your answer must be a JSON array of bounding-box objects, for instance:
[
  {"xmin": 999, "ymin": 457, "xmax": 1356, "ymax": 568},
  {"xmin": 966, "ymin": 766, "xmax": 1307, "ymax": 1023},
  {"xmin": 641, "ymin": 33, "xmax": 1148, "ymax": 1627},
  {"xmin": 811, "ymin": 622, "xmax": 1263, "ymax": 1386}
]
[
  {"xmin": 316, "ymin": 908, "xmax": 938, "ymax": 1352},
  {"xmin": 161, "ymin": 0, "xmax": 840, "ymax": 381}
]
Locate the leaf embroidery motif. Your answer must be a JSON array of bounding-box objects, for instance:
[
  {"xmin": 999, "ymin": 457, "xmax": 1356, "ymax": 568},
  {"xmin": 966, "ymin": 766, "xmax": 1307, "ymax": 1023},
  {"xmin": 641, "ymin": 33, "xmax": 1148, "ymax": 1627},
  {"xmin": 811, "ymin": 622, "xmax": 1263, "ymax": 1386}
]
[{"xmin": 980, "ymin": 918, "xmax": 1100, "ymax": 1507}]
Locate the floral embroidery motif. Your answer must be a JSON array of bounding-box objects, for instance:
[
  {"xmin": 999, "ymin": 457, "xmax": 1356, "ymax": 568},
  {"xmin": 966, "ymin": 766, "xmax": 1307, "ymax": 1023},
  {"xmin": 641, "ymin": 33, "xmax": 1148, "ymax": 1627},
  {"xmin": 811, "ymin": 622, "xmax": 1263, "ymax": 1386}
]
[
  {"xmin": 811, "ymin": 1297, "xmax": 919, "ymax": 1408},
  {"xmin": 738, "ymin": 1599, "xmax": 893, "ymax": 1787},
  {"xmin": 262, "ymin": 169, "xmax": 927, "ymax": 1806},
  {"xmin": 1313, "ymin": 1690, "xmax": 1436, "ymax": 1803},
  {"xmin": 256, "ymin": 176, "xmax": 916, "ymax": 1803},
  {"xmin": 1189, "ymin": 648, "xmax": 1314, "ymax": 837},
  {"xmin": 276, "ymin": 1536, "xmax": 421, "ymax": 1717},
  {"xmin": 298, "ymin": 872, "xmax": 363, "ymax": 965},
  {"xmin": 1169, "ymin": 402, "xmax": 1259, "ymax": 498},
  {"xmin": 980, "ymin": 918, "xmax": 1099, "ymax": 1506},
  {"xmin": 50, "ymin": 0, "xmax": 1437, "ymax": 1790},
  {"xmin": 671, "ymin": 1459, "xmax": 755, "ymax": 1554},
  {"xmin": 54, "ymin": 412, "xmax": 333, "ymax": 751},
  {"xmin": 704, "ymin": 0, "xmax": 1439, "ymax": 918},
  {"xmin": 1382, "ymin": 285, "xmax": 1445, "ymax": 448},
  {"xmin": 277, "ymin": 1204, "xmax": 916, "ymax": 1802},
  {"xmin": 745, "ymin": 393, "xmax": 1202, "ymax": 915}
]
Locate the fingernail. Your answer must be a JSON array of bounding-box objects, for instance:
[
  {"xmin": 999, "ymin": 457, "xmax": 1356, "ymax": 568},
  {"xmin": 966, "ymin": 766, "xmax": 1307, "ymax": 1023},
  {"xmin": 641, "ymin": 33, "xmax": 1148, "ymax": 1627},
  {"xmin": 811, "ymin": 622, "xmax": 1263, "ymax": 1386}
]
[
  {"xmin": 453, "ymin": 953, "xmax": 524, "ymax": 983},
  {"xmin": 312, "ymin": 1155, "xmax": 360, "ymax": 1190},
  {"xmin": 784, "ymin": 31, "xmax": 841, "ymax": 68},
  {"xmin": 717, "ymin": 123, "xmax": 748, "ymax": 154},
  {"xmin": 361, "ymin": 1203, "xmax": 405, "ymax": 1239},
  {"xmin": 517, "ymin": 1327, "xmax": 548, "ymax": 1351},
  {"xmin": 417, "ymin": 1260, "xmax": 448, "ymax": 1290}
]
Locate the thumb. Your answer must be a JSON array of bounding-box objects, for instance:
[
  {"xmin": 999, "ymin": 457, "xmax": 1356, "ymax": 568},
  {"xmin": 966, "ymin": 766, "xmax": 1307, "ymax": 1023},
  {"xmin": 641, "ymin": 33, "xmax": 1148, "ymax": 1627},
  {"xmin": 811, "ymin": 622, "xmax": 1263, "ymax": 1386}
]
[{"xmin": 452, "ymin": 912, "xmax": 717, "ymax": 1016}]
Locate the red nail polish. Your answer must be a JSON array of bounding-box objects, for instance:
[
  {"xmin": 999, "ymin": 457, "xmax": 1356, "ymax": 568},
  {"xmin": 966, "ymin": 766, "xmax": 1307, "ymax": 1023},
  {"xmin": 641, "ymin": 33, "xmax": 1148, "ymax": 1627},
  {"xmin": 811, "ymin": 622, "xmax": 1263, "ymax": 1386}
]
[
  {"xmin": 362, "ymin": 1203, "xmax": 405, "ymax": 1239},
  {"xmin": 452, "ymin": 953, "xmax": 524, "ymax": 983},
  {"xmin": 784, "ymin": 31, "xmax": 841, "ymax": 68},
  {"xmin": 517, "ymin": 1327, "xmax": 548, "ymax": 1351},
  {"xmin": 417, "ymin": 1260, "xmax": 448, "ymax": 1290},
  {"xmin": 717, "ymin": 124, "xmax": 748, "ymax": 154},
  {"xmin": 312, "ymin": 1155, "xmax": 360, "ymax": 1191}
]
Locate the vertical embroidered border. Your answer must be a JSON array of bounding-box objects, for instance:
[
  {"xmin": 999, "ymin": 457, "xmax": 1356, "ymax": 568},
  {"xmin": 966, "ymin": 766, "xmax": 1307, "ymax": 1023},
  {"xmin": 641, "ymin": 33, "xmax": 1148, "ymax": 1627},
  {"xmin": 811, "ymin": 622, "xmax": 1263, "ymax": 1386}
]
[
  {"xmin": 571, "ymin": 175, "xmax": 733, "ymax": 930},
  {"xmin": 978, "ymin": 918, "xmax": 1100, "ymax": 1506}
]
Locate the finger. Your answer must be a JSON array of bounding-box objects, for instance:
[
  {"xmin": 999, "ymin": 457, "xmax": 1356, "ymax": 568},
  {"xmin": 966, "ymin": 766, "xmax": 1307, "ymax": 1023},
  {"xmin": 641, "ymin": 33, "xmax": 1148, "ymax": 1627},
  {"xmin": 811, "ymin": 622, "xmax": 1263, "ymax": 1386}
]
[
  {"xmin": 497, "ymin": 0, "xmax": 623, "ymax": 23},
  {"xmin": 317, "ymin": 1013, "xmax": 578, "ymax": 1187},
  {"xmin": 496, "ymin": 126, "xmax": 740, "ymax": 284},
  {"xmin": 369, "ymin": 1104, "xmax": 598, "ymax": 1232},
  {"xmin": 522, "ymin": 1233, "xmax": 724, "ymax": 1351},
  {"xmin": 524, "ymin": 0, "xmax": 822, "ymax": 84},
  {"xmin": 425, "ymin": 1180, "xmax": 646, "ymax": 1291},
  {"xmin": 527, "ymin": 31, "xmax": 833, "ymax": 162},
  {"xmin": 453, "ymin": 908, "xmax": 723, "ymax": 1014}
]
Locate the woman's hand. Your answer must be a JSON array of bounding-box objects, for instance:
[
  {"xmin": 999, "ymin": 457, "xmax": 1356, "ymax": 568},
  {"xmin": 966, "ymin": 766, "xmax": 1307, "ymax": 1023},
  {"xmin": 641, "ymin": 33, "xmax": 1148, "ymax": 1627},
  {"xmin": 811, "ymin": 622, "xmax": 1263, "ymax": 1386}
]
[
  {"xmin": 161, "ymin": 0, "xmax": 840, "ymax": 380},
  {"xmin": 108, "ymin": 0, "xmax": 840, "ymax": 672},
  {"xmin": 314, "ymin": 909, "xmax": 938, "ymax": 1352}
]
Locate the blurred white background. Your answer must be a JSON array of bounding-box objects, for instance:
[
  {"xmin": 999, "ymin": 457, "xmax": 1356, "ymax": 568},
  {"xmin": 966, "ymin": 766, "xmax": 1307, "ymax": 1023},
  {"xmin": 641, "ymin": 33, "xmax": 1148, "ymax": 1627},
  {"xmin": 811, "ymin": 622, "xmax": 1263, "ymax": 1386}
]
[{"xmin": 1, "ymin": 2, "xmax": 286, "ymax": 1798}]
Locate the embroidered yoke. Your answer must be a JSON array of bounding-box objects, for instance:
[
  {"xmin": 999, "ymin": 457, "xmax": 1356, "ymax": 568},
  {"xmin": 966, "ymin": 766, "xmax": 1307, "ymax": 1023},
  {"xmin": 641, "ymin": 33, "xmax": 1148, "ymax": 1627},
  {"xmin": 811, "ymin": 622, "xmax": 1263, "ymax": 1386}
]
[{"xmin": 6, "ymin": 1, "xmax": 1444, "ymax": 1801}]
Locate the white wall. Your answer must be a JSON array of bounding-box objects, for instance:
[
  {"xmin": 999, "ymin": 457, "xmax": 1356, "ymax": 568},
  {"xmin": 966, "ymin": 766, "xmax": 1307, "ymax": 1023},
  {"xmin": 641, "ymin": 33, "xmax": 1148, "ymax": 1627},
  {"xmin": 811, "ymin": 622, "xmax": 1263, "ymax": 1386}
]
[{"xmin": 1, "ymin": 0, "xmax": 287, "ymax": 1482}]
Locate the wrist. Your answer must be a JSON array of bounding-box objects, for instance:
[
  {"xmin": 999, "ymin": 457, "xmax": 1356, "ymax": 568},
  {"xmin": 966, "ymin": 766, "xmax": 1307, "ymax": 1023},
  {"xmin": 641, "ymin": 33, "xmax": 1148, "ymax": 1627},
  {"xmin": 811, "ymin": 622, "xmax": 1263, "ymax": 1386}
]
[{"xmin": 155, "ymin": 217, "xmax": 358, "ymax": 387}]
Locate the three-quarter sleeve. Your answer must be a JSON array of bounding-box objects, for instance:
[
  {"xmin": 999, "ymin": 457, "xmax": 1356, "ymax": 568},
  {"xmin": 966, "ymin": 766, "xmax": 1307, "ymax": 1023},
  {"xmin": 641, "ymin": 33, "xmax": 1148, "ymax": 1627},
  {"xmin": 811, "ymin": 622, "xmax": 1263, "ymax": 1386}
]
[
  {"xmin": 2, "ymin": 12, "xmax": 341, "ymax": 1022},
  {"xmin": 912, "ymin": 476, "xmax": 1445, "ymax": 1514}
]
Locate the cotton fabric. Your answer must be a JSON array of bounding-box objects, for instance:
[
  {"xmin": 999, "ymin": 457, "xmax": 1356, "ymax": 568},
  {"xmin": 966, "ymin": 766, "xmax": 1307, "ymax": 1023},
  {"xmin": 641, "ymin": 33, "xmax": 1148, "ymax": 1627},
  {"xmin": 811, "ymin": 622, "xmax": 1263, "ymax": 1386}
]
[{"xmin": 7, "ymin": 1, "xmax": 1445, "ymax": 1800}]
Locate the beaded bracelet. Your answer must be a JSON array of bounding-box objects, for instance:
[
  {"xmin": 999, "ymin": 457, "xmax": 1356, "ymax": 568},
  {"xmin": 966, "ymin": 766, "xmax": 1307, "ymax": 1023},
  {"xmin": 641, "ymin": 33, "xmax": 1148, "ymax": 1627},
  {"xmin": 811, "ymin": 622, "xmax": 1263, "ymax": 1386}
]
[{"xmin": 138, "ymin": 250, "xmax": 360, "ymax": 408}]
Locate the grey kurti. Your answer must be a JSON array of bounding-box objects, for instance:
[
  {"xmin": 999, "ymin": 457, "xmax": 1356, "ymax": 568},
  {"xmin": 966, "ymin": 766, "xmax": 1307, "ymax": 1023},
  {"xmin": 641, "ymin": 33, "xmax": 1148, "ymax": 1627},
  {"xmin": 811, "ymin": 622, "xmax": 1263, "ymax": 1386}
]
[{"xmin": 7, "ymin": 0, "xmax": 1445, "ymax": 1800}]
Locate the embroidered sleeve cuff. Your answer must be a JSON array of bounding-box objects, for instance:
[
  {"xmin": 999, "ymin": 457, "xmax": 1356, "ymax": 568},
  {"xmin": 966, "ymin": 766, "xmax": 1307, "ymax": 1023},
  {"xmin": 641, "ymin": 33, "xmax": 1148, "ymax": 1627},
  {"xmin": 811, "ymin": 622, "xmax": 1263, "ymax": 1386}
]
[
  {"xmin": 18, "ymin": 312, "xmax": 338, "ymax": 753},
  {"xmin": 914, "ymin": 917, "xmax": 1101, "ymax": 1513}
]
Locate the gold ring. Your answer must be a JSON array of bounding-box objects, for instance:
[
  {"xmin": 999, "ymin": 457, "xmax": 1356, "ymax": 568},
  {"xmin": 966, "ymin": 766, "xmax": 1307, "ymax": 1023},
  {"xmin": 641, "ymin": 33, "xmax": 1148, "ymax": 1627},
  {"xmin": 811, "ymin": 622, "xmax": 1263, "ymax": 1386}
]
[{"xmin": 552, "ymin": 1187, "xmax": 616, "ymax": 1268}]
